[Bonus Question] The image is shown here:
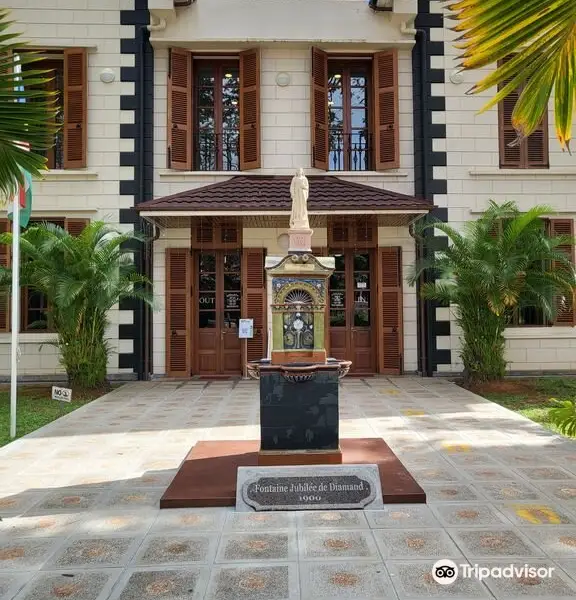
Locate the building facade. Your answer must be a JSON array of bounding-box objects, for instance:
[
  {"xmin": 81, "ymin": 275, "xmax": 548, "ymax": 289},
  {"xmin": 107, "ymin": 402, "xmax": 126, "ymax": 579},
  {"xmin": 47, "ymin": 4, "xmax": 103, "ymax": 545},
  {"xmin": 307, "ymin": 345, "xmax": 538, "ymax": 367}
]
[
  {"xmin": 1, "ymin": 0, "xmax": 575, "ymax": 380},
  {"xmin": 0, "ymin": 0, "xmax": 145, "ymax": 379}
]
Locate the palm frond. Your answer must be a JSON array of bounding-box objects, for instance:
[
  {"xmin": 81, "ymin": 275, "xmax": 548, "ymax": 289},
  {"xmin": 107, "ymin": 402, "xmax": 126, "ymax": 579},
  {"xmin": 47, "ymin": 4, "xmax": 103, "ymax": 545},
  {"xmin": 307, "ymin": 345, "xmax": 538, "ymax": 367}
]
[
  {"xmin": 448, "ymin": 0, "xmax": 576, "ymax": 149},
  {"xmin": 0, "ymin": 9, "xmax": 59, "ymax": 199}
]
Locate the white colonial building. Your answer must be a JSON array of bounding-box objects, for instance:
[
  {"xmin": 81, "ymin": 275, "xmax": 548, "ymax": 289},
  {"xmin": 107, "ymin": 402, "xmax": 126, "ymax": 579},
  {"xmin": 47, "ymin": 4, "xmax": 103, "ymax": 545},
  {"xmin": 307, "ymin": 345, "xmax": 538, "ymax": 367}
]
[{"xmin": 1, "ymin": 0, "xmax": 575, "ymax": 380}]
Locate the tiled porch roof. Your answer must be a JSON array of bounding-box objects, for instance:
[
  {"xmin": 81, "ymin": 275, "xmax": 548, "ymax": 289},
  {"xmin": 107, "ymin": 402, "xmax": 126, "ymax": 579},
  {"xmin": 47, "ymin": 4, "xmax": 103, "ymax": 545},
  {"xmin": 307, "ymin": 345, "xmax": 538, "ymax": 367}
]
[{"xmin": 136, "ymin": 175, "xmax": 432, "ymax": 213}]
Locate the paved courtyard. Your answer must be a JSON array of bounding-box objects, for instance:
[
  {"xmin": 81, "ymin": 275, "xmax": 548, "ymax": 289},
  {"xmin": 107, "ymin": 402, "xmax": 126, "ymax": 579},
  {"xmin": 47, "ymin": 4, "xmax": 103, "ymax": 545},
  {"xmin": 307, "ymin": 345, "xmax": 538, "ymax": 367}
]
[{"xmin": 1, "ymin": 376, "xmax": 576, "ymax": 599}]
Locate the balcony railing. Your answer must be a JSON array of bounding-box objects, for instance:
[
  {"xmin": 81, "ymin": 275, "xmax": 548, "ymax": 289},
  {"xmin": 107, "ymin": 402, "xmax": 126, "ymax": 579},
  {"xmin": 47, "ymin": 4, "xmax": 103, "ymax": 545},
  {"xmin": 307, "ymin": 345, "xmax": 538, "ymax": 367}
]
[
  {"xmin": 329, "ymin": 130, "xmax": 372, "ymax": 171},
  {"xmin": 195, "ymin": 130, "xmax": 240, "ymax": 171}
]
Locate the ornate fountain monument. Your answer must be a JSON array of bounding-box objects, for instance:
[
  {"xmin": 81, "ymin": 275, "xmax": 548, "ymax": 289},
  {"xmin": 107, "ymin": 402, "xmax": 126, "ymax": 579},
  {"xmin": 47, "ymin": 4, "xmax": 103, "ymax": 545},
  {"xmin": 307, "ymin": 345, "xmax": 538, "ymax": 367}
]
[
  {"xmin": 247, "ymin": 168, "xmax": 351, "ymax": 466},
  {"xmin": 159, "ymin": 169, "xmax": 425, "ymax": 509}
]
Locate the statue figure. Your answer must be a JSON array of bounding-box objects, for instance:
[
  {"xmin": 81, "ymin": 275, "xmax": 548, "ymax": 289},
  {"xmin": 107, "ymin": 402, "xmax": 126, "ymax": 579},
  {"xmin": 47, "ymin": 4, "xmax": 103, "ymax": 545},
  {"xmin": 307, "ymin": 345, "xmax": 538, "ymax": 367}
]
[{"xmin": 289, "ymin": 167, "xmax": 310, "ymax": 230}]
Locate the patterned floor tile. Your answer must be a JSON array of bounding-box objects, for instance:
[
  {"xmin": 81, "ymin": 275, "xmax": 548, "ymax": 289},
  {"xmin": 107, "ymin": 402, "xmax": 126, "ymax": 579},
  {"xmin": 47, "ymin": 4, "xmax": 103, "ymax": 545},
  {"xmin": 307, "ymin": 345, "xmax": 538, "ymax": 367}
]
[
  {"xmin": 385, "ymin": 560, "xmax": 491, "ymax": 598},
  {"xmin": 44, "ymin": 535, "xmax": 140, "ymax": 569},
  {"xmin": 133, "ymin": 534, "xmax": 219, "ymax": 566},
  {"xmin": 78, "ymin": 511, "xmax": 157, "ymax": 536},
  {"xmin": 0, "ymin": 492, "xmax": 48, "ymax": 518},
  {"xmin": 110, "ymin": 567, "xmax": 209, "ymax": 600},
  {"xmin": 496, "ymin": 502, "xmax": 576, "ymax": 526},
  {"xmin": 515, "ymin": 526, "xmax": 576, "ymax": 557},
  {"xmin": 476, "ymin": 559, "xmax": 576, "ymax": 598},
  {"xmin": 424, "ymin": 484, "xmax": 484, "ymax": 503},
  {"xmin": 150, "ymin": 509, "xmax": 228, "ymax": 534},
  {"xmin": 216, "ymin": 532, "xmax": 297, "ymax": 563},
  {"xmin": 25, "ymin": 490, "xmax": 104, "ymax": 514},
  {"xmin": 0, "ymin": 514, "xmax": 81, "ymax": 539},
  {"xmin": 373, "ymin": 528, "xmax": 462, "ymax": 559},
  {"xmin": 224, "ymin": 512, "xmax": 295, "ymax": 531},
  {"xmin": 516, "ymin": 466, "xmax": 576, "ymax": 481},
  {"xmin": 0, "ymin": 538, "xmax": 63, "ymax": 571},
  {"xmin": 297, "ymin": 511, "xmax": 369, "ymax": 529},
  {"xmin": 300, "ymin": 561, "xmax": 395, "ymax": 599},
  {"xmin": 0, "ymin": 573, "xmax": 29, "ymax": 600},
  {"xmin": 475, "ymin": 481, "xmax": 546, "ymax": 502},
  {"xmin": 298, "ymin": 530, "xmax": 379, "ymax": 561},
  {"xmin": 459, "ymin": 466, "xmax": 518, "ymax": 481},
  {"xmin": 14, "ymin": 568, "xmax": 121, "ymax": 600},
  {"xmin": 99, "ymin": 489, "xmax": 163, "ymax": 511},
  {"xmin": 204, "ymin": 564, "xmax": 298, "ymax": 600},
  {"xmin": 431, "ymin": 503, "xmax": 511, "ymax": 528},
  {"xmin": 447, "ymin": 527, "xmax": 545, "ymax": 559},
  {"xmin": 365, "ymin": 505, "xmax": 439, "ymax": 529}
]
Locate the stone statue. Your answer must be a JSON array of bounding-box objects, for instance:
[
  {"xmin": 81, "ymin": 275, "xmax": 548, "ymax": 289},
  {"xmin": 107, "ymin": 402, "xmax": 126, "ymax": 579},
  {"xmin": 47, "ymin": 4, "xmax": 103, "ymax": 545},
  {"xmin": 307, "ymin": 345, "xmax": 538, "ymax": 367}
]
[{"xmin": 289, "ymin": 168, "xmax": 310, "ymax": 230}]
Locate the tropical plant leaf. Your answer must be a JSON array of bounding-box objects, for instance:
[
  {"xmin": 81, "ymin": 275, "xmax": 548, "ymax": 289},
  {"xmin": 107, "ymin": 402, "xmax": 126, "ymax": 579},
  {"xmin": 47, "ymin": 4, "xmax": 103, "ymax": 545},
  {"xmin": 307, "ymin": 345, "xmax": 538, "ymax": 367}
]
[
  {"xmin": 447, "ymin": 0, "xmax": 576, "ymax": 150},
  {"xmin": 410, "ymin": 200, "xmax": 576, "ymax": 383},
  {"xmin": 0, "ymin": 9, "xmax": 59, "ymax": 201},
  {"xmin": 549, "ymin": 399, "xmax": 576, "ymax": 437}
]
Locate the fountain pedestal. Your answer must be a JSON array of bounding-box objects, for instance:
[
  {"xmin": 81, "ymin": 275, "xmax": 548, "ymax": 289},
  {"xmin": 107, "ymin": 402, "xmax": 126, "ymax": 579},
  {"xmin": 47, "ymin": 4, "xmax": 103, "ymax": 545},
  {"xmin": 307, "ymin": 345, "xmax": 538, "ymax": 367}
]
[{"xmin": 248, "ymin": 252, "xmax": 350, "ymax": 466}]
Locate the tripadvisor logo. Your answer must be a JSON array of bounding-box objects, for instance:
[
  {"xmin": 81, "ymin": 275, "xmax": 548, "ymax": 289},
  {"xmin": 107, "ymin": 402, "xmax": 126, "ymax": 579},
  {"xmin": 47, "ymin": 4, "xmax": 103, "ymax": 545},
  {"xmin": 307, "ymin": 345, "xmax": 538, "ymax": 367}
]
[{"xmin": 432, "ymin": 560, "xmax": 555, "ymax": 584}]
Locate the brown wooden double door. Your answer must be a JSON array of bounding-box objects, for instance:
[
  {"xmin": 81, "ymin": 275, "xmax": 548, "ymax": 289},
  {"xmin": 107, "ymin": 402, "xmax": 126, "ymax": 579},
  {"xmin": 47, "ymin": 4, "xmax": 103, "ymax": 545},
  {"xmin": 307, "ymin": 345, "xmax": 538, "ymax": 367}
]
[
  {"xmin": 195, "ymin": 250, "xmax": 243, "ymax": 375},
  {"xmin": 165, "ymin": 247, "xmax": 267, "ymax": 378},
  {"xmin": 328, "ymin": 250, "xmax": 375, "ymax": 373}
]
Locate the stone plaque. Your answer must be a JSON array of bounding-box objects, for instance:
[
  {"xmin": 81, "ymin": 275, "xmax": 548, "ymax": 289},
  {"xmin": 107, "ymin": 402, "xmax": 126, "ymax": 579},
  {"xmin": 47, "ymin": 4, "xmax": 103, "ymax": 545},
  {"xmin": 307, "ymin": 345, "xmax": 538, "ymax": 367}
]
[{"xmin": 236, "ymin": 465, "xmax": 383, "ymax": 511}]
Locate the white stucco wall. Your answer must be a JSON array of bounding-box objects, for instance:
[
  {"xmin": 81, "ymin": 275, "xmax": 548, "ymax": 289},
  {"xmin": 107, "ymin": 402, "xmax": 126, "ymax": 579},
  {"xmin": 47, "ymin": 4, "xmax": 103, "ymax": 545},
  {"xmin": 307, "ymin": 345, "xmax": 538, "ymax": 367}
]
[
  {"xmin": 0, "ymin": 0, "xmax": 135, "ymax": 378},
  {"xmin": 436, "ymin": 12, "xmax": 576, "ymax": 374}
]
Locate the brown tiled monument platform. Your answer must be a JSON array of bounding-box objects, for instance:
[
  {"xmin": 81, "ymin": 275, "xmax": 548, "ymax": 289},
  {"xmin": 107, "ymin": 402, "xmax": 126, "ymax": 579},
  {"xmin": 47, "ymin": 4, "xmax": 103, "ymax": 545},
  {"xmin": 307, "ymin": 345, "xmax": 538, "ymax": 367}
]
[{"xmin": 160, "ymin": 438, "xmax": 425, "ymax": 508}]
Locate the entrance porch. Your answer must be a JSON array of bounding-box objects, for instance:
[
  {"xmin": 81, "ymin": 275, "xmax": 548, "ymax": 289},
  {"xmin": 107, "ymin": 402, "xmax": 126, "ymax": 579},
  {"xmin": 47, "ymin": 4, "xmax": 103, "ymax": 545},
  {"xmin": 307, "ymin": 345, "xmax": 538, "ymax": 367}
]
[{"xmin": 137, "ymin": 175, "xmax": 432, "ymax": 378}]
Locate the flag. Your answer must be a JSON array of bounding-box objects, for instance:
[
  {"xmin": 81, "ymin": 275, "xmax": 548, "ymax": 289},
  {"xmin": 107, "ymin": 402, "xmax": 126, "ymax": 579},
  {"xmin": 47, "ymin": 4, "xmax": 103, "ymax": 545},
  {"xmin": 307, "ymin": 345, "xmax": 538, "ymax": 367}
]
[{"xmin": 7, "ymin": 167, "xmax": 32, "ymax": 229}]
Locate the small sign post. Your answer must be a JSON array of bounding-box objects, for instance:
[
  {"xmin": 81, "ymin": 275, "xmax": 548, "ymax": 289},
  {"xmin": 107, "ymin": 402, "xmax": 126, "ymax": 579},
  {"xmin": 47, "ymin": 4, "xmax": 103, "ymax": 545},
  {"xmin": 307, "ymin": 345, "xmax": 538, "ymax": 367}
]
[
  {"xmin": 238, "ymin": 319, "xmax": 254, "ymax": 379},
  {"xmin": 52, "ymin": 386, "xmax": 72, "ymax": 416}
]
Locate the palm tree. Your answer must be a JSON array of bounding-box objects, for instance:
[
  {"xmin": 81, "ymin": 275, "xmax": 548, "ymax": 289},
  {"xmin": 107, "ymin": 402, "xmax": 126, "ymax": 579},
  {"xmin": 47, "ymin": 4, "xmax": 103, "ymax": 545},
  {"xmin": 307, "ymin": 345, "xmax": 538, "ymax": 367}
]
[
  {"xmin": 0, "ymin": 9, "xmax": 58, "ymax": 199},
  {"xmin": 409, "ymin": 201, "xmax": 576, "ymax": 385},
  {"xmin": 0, "ymin": 222, "xmax": 153, "ymax": 389},
  {"xmin": 449, "ymin": 0, "xmax": 576, "ymax": 150}
]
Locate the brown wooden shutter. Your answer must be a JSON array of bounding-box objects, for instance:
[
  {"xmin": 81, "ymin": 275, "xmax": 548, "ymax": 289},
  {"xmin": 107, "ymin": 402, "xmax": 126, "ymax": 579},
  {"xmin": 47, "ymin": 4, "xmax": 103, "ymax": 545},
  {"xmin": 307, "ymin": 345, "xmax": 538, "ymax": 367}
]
[
  {"xmin": 168, "ymin": 48, "xmax": 193, "ymax": 170},
  {"xmin": 311, "ymin": 47, "xmax": 329, "ymax": 170},
  {"xmin": 65, "ymin": 218, "xmax": 89, "ymax": 236},
  {"xmin": 0, "ymin": 219, "xmax": 10, "ymax": 332},
  {"xmin": 373, "ymin": 49, "xmax": 399, "ymax": 170},
  {"xmin": 242, "ymin": 248, "xmax": 266, "ymax": 361},
  {"xmin": 311, "ymin": 247, "xmax": 327, "ymax": 256},
  {"xmin": 498, "ymin": 84, "xmax": 521, "ymax": 167},
  {"xmin": 551, "ymin": 219, "xmax": 575, "ymax": 326},
  {"xmin": 64, "ymin": 48, "xmax": 87, "ymax": 169},
  {"xmin": 166, "ymin": 248, "xmax": 191, "ymax": 376},
  {"xmin": 239, "ymin": 48, "xmax": 261, "ymax": 170},
  {"xmin": 377, "ymin": 247, "xmax": 403, "ymax": 374},
  {"xmin": 526, "ymin": 116, "xmax": 549, "ymax": 167}
]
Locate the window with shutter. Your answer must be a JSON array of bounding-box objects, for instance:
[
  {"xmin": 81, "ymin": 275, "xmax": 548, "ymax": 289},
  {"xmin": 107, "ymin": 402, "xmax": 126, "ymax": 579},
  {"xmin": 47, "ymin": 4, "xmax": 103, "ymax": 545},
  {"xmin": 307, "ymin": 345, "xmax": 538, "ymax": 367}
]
[
  {"xmin": 498, "ymin": 60, "xmax": 549, "ymax": 168},
  {"xmin": 19, "ymin": 48, "xmax": 86, "ymax": 169},
  {"xmin": 242, "ymin": 249, "xmax": 266, "ymax": 362},
  {"xmin": 166, "ymin": 248, "xmax": 192, "ymax": 376},
  {"xmin": 167, "ymin": 49, "xmax": 261, "ymax": 172},
  {"xmin": 313, "ymin": 49, "xmax": 398, "ymax": 171},
  {"xmin": 377, "ymin": 247, "xmax": 403, "ymax": 374}
]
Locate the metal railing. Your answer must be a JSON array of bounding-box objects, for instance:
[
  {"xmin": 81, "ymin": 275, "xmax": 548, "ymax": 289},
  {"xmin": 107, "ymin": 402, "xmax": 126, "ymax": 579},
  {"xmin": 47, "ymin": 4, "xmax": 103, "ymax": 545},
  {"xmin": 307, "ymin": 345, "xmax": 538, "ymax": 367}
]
[
  {"xmin": 329, "ymin": 130, "xmax": 372, "ymax": 171},
  {"xmin": 195, "ymin": 130, "xmax": 240, "ymax": 171}
]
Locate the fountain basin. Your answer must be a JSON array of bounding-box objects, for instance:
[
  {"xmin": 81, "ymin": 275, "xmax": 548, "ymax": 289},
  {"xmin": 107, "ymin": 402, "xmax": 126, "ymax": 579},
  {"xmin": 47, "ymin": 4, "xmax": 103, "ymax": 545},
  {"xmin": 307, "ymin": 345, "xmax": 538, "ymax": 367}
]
[{"xmin": 246, "ymin": 358, "xmax": 352, "ymax": 381}]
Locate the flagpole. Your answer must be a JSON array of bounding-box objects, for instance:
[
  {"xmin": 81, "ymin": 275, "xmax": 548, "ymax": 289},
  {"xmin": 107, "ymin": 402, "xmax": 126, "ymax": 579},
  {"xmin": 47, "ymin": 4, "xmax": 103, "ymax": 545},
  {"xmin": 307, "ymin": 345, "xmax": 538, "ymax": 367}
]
[{"xmin": 10, "ymin": 191, "xmax": 20, "ymax": 439}]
